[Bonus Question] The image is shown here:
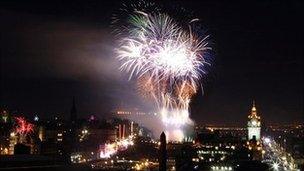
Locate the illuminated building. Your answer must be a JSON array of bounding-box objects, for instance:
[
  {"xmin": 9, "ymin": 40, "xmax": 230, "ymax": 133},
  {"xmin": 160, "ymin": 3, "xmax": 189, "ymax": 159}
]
[
  {"xmin": 247, "ymin": 100, "xmax": 261, "ymax": 141},
  {"xmin": 246, "ymin": 101, "xmax": 263, "ymax": 160},
  {"xmin": 0, "ymin": 110, "xmax": 12, "ymax": 155},
  {"xmin": 115, "ymin": 119, "xmax": 139, "ymax": 140},
  {"xmin": 1, "ymin": 110, "xmax": 9, "ymax": 123},
  {"xmin": 8, "ymin": 132, "xmax": 17, "ymax": 154},
  {"xmin": 118, "ymin": 124, "xmax": 126, "ymax": 140},
  {"xmin": 115, "ymin": 108, "xmax": 146, "ymax": 115},
  {"xmin": 196, "ymin": 145, "xmax": 235, "ymax": 162}
]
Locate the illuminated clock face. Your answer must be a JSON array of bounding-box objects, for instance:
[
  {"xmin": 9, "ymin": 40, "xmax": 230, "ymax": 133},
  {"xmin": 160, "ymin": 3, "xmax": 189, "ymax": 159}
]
[{"xmin": 252, "ymin": 120, "xmax": 257, "ymax": 126}]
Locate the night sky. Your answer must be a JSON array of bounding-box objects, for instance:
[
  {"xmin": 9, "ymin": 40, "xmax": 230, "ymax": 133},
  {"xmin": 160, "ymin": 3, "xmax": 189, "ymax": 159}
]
[{"xmin": 0, "ymin": 0, "xmax": 303, "ymax": 126}]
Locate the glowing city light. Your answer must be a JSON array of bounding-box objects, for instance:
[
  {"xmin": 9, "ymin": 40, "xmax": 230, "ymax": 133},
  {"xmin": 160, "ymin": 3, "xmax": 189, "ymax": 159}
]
[
  {"xmin": 264, "ymin": 137, "xmax": 271, "ymax": 144},
  {"xmin": 99, "ymin": 136, "xmax": 134, "ymax": 159},
  {"xmin": 99, "ymin": 143, "xmax": 117, "ymax": 158}
]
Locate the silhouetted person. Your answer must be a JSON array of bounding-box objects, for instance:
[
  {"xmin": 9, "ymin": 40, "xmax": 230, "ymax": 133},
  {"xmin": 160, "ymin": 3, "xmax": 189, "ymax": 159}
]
[
  {"xmin": 14, "ymin": 143, "xmax": 30, "ymax": 154},
  {"xmin": 159, "ymin": 132, "xmax": 167, "ymax": 171}
]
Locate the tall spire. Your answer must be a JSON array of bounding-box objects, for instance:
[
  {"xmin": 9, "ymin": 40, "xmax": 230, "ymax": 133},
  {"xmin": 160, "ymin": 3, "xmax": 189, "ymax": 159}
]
[
  {"xmin": 159, "ymin": 132, "xmax": 167, "ymax": 171},
  {"xmin": 70, "ymin": 97, "xmax": 77, "ymax": 122},
  {"xmin": 251, "ymin": 100, "xmax": 256, "ymax": 113},
  {"xmin": 249, "ymin": 99, "xmax": 259, "ymax": 119}
]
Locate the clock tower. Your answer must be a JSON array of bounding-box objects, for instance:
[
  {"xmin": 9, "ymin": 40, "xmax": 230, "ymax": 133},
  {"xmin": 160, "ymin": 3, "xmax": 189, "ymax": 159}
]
[{"xmin": 247, "ymin": 100, "xmax": 261, "ymax": 141}]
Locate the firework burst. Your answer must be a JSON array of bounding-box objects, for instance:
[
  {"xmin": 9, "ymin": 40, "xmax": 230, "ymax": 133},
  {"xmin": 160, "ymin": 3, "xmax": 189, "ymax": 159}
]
[
  {"xmin": 114, "ymin": 1, "xmax": 212, "ymax": 141},
  {"xmin": 15, "ymin": 117, "xmax": 33, "ymax": 135}
]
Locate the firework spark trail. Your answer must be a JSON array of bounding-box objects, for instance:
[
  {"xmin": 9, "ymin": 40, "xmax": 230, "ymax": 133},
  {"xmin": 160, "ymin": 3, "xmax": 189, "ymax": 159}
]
[{"xmin": 114, "ymin": 2, "xmax": 211, "ymax": 141}]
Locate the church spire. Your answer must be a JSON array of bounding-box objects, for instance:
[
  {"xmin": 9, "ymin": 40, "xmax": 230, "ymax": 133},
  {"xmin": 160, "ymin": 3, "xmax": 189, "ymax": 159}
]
[
  {"xmin": 251, "ymin": 100, "xmax": 257, "ymax": 114},
  {"xmin": 71, "ymin": 97, "xmax": 77, "ymax": 123}
]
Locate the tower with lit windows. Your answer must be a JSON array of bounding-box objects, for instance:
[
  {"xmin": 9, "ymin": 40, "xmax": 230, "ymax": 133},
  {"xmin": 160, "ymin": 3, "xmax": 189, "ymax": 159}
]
[{"xmin": 247, "ymin": 100, "xmax": 261, "ymax": 141}]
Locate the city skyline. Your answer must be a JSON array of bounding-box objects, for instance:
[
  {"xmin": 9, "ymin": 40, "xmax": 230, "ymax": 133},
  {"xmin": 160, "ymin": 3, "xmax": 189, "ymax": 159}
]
[{"xmin": 1, "ymin": 0, "xmax": 303, "ymax": 126}]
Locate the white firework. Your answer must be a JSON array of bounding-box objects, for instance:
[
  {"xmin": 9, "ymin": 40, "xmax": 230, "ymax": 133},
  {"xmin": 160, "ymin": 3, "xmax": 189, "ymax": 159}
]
[{"xmin": 115, "ymin": 7, "xmax": 211, "ymax": 141}]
